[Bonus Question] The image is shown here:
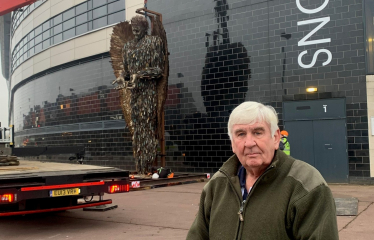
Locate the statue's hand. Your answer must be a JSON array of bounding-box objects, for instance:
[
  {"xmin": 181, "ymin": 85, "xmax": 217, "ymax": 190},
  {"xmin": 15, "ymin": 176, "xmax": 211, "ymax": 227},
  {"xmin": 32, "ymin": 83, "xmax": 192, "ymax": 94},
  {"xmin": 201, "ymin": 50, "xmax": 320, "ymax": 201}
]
[
  {"xmin": 112, "ymin": 75, "xmax": 125, "ymax": 85},
  {"xmin": 126, "ymin": 74, "xmax": 138, "ymax": 89},
  {"xmin": 112, "ymin": 75, "xmax": 127, "ymax": 90}
]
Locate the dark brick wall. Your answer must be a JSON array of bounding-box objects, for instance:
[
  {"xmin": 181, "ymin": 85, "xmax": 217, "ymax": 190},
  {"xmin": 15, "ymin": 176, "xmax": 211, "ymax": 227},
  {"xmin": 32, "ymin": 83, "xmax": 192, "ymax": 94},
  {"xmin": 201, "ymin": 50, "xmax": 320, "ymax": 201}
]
[
  {"xmin": 148, "ymin": 0, "xmax": 369, "ymax": 176},
  {"xmin": 12, "ymin": 0, "xmax": 370, "ymax": 178}
]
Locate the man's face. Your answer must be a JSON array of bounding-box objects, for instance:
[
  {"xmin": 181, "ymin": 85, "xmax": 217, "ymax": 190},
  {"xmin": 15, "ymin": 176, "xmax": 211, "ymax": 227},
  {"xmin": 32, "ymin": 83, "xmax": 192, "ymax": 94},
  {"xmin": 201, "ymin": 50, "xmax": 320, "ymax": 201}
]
[
  {"xmin": 132, "ymin": 26, "xmax": 146, "ymax": 41},
  {"xmin": 231, "ymin": 121, "xmax": 280, "ymax": 170}
]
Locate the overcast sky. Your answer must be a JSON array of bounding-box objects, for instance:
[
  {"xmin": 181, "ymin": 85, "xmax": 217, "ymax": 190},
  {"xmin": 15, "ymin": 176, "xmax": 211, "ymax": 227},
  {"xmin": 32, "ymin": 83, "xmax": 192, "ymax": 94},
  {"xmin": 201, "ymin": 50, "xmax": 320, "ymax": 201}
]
[{"xmin": 0, "ymin": 55, "xmax": 9, "ymax": 128}]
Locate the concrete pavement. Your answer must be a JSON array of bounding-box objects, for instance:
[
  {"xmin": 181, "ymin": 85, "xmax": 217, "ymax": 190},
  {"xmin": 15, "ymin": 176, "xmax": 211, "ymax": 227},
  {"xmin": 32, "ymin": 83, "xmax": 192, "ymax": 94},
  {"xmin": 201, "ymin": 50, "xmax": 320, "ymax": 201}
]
[
  {"xmin": 0, "ymin": 182, "xmax": 373, "ymax": 239},
  {"xmin": 330, "ymin": 184, "xmax": 374, "ymax": 240}
]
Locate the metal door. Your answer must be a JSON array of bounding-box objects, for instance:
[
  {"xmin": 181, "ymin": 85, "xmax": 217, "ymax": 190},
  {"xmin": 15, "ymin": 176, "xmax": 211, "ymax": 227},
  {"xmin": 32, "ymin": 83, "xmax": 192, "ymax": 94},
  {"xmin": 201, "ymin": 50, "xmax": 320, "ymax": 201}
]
[
  {"xmin": 283, "ymin": 99, "xmax": 348, "ymax": 183},
  {"xmin": 313, "ymin": 119, "xmax": 348, "ymax": 183},
  {"xmin": 286, "ymin": 121, "xmax": 315, "ymax": 166}
]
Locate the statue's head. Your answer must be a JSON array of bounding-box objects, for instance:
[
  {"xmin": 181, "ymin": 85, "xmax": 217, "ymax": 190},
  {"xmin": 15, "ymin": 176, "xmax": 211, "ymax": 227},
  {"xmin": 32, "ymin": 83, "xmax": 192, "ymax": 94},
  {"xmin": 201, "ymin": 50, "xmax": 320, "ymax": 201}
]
[{"xmin": 131, "ymin": 15, "xmax": 149, "ymax": 41}]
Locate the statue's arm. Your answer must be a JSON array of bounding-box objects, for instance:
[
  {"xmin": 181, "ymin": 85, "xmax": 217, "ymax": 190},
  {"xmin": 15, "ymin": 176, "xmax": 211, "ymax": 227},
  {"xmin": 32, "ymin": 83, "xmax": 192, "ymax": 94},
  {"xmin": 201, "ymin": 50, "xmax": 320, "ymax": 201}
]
[{"xmin": 137, "ymin": 37, "xmax": 164, "ymax": 79}]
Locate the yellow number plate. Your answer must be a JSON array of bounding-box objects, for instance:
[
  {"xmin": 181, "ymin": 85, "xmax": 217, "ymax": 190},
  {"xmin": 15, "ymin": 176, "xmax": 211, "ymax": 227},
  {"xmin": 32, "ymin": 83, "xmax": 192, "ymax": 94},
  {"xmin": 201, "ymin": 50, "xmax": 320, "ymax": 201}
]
[{"xmin": 50, "ymin": 188, "xmax": 80, "ymax": 197}]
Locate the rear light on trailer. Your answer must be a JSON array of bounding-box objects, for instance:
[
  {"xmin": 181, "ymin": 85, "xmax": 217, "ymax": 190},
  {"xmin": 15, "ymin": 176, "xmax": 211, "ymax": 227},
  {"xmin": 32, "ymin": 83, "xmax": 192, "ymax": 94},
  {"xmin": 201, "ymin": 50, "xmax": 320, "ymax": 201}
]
[
  {"xmin": 108, "ymin": 184, "xmax": 129, "ymax": 194},
  {"xmin": 0, "ymin": 194, "xmax": 16, "ymax": 203}
]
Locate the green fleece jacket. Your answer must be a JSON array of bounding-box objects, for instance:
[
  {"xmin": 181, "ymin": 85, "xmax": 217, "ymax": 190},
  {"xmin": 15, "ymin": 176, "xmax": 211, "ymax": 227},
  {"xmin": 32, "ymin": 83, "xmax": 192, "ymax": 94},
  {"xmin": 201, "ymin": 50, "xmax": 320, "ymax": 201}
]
[{"xmin": 187, "ymin": 150, "xmax": 339, "ymax": 240}]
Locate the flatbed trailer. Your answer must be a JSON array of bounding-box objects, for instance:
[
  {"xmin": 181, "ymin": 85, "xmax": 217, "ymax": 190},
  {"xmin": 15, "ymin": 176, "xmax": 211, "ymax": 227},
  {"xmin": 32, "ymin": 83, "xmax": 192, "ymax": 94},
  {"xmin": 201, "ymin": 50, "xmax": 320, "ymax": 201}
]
[{"xmin": 0, "ymin": 160, "xmax": 129, "ymax": 216}]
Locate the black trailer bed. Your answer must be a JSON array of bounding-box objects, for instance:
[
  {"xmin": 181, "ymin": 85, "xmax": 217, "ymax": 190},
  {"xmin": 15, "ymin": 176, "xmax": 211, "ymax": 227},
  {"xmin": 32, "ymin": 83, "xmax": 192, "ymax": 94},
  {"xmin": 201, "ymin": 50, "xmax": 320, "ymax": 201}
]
[{"xmin": 0, "ymin": 160, "xmax": 129, "ymax": 188}]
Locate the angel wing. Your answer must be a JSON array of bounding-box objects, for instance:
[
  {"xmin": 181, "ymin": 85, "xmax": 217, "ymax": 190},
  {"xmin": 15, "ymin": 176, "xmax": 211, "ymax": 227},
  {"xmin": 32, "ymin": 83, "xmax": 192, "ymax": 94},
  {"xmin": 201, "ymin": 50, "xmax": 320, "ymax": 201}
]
[
  {"xmin": 151, "ymin": 16, "xmax": 169, "ymax": 141},
  {"xmin": 109, "ymin": 21, "xmax": 134, "ymax": 135}
]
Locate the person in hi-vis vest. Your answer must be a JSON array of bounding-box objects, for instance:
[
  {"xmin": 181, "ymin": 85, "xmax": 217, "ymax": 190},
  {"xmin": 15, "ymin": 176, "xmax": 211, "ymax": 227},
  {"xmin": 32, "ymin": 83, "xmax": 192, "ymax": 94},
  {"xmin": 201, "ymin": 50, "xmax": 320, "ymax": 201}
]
[{"xmin": 280, "ymin": 130, "xmax": 290, "ymax": 155}]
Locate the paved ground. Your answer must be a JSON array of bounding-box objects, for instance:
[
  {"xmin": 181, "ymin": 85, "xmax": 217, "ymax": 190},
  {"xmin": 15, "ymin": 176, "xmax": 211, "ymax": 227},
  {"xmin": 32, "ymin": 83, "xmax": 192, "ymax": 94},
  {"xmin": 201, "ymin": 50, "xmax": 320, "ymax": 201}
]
[{"xmin": 0, "ymin": 182, "xmax": 373, "ymax": 239}]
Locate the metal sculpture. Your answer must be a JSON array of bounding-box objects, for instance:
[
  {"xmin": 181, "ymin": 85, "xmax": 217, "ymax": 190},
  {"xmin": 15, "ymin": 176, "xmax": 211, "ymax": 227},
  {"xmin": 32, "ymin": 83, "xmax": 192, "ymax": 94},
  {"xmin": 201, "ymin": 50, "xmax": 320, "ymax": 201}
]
[{"xmin": 110, "ymin": 12, "xmax": 169, "ymax": 174}]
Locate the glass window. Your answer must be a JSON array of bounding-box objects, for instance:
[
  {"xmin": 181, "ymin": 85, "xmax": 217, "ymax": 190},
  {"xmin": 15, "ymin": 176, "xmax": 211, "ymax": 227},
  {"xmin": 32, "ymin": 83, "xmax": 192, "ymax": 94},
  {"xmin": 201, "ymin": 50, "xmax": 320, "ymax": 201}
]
[
  {"xmin": 42, "ymin": 21, "xmax": 50, "ymax": 31},
  {"xmin": 63, "ymin": 8, "xmax": 75, "ymax": 20},
  {"xmin": 108, "ymin": 1, "xmax": 124, "ymax": 14},
  {"xmin": 35, "ymin": 25, "xmax": 42, "ymax": 36},
  {"xmin": 76, "ymin": 2, "xmax": 88, "ymax": 15},
  {"xmin": 93, "ymin": 0, "xmax": 106, "ymax": 8},
  {"xmin": 54, "ymin": 14, "xmax": 62, "ymax": 25},
  {"xmin": 29, "ymin": 39, "xmax": 34, "ymax": 47},
  {"xmin": 76, "ymin": 23, "xmax": 88, "ymax": 35},
  {"xmin": 29, "ymin": 30, "xmax": 34, "ymax": 39},
  {"xmin": 93, "ymin": 16, "xmax": 107, "ymax": 29},
  {"xmin": 76, "ymin": 13, "xmax": 88, "ymax": 25},
  {"xmin": 35, "ymin": 34, "xmax": 42, "ymax": 44},
  {"xmin": 42, "ymin": 39, "xmax": 50, "ymax": 49},
  {"xmin": 23, "ymin": 45, "xmax": 28, "ymax": 54},
  {"xmin": 93, "ymin": 5, "xmax": 107, "ymax": 19},
  {"xmin": 63, "ymin": 18, "xmax": 75, "ymax": 30},
  {"xmin": 54, "ymin": 24, "xmax": 62, "ymax": 34},
  {"xmin": 29, "ymin": 47, "xmax": 34, "ymax": 57},
  {"xmin": 88, "ymin": 11, "xmax": 92, "ymax": 21},
  {"xmin": 88, "ymin": 21, "xmax": 93, "ymax": 31},
  {"xmin": 43, "ymin": 30, "xmax": 50, "ymax": 40},
  {"xmin": 53, "ymin": 33, "xmax": 62, "ymax": 44},
  {"xmin": 108, "ymin": 10, "xmax": 125, "ymax": 25},
  {"xmin": 63, "ymin": 28, "xmax": 75, "ymax": 40},
  {"xmin": 35, "ymin": 43, "xmax": 42, "ymax": 53}
]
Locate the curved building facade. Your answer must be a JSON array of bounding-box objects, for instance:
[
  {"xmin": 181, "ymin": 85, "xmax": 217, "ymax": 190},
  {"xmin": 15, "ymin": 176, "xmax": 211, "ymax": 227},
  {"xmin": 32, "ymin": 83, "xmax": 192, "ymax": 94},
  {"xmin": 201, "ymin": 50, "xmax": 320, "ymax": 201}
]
[
  {"xmin": 8, "ymin": 0, "xmax": 141, "ymax": 170},
  {"xmin": 3, "ymin": 0, "xmax": 374, "ymax": 182}
]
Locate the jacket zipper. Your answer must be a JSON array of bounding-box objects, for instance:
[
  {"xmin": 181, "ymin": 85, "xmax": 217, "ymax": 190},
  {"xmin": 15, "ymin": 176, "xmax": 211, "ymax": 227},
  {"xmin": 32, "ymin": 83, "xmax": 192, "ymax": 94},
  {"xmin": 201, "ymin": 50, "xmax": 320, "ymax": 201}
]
[
  {"xmin": 220, "ymin": 165, "xmax": 275, "ymax": 240},
  {"xmin": 238, "ymin": 200, "xmax": 245, "ymax": 221},
  {"xmin": 218, "ymin": 169, "xmax": 245, "ymax": 239}
]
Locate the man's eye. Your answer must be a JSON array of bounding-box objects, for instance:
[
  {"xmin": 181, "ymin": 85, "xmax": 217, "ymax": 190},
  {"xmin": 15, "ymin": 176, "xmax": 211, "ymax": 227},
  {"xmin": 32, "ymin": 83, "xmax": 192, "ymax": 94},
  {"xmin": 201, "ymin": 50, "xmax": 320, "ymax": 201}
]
[{"xmin": 254, "ymin": 132, "xmax": 262, "ymax": 136}]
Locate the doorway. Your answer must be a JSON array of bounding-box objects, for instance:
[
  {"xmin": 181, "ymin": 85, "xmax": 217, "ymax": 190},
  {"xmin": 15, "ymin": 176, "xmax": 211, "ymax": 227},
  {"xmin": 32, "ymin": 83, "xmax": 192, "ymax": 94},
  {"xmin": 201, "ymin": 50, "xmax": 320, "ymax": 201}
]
[{"xmin": 283, "ymin": 99, "xmax": 348, "ymax": 183}]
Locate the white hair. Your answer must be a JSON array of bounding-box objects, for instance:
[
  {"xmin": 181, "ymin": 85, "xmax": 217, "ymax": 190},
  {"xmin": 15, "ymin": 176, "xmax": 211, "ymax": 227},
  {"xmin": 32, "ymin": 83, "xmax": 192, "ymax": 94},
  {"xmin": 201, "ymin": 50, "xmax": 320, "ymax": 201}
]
[{"xmin": 227, "ymin": 101, "xmax": 279, "ymax": 140}]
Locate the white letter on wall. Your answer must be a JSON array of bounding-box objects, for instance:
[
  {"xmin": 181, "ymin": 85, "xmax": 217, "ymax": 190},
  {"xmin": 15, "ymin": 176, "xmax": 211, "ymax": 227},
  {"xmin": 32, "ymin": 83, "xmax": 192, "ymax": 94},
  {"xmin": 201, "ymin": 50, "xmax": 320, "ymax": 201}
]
[
  {"xmin": 298, "ymin": 17, "xmax": 331, "ymax": 46},
  {"xmin": 298, "ymin": 49, "xmax": 332, "ymax": 68},
  {"xmin": 296, "ymin": 0, "xmax": 329, "ymax": 14}
]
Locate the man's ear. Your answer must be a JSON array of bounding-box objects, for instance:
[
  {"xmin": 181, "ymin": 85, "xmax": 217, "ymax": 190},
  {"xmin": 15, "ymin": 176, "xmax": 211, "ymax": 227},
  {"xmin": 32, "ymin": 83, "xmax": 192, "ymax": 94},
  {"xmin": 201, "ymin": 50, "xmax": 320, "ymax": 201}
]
[{"xmin": 274, "ymin": 129, "xmax": 281, "ymax": 150}]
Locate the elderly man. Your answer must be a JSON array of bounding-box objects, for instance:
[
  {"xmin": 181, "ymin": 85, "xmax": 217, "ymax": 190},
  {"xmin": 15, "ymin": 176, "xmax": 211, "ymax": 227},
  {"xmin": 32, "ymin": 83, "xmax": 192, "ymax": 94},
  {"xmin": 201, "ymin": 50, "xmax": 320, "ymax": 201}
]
[{"xmin": 187, "ymin": 101, "xmax": 338, "ymax": 239}]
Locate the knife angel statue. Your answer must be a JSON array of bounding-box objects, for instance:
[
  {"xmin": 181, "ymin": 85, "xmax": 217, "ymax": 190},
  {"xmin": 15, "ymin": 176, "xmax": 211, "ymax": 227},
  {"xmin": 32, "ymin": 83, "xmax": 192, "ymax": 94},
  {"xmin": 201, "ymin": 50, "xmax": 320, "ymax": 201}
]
[{"xmin": 110, "ymin": 15, "xmax": 169, "ymax": 174}]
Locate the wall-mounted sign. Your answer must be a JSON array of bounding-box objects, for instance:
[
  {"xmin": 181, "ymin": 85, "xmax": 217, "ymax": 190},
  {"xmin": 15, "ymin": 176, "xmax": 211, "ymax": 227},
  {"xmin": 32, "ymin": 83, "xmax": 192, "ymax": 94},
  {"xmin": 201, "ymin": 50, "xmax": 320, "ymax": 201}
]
[{"xmin": 297, "ymin": 0, "xmax": 332, "ymax": 68}]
